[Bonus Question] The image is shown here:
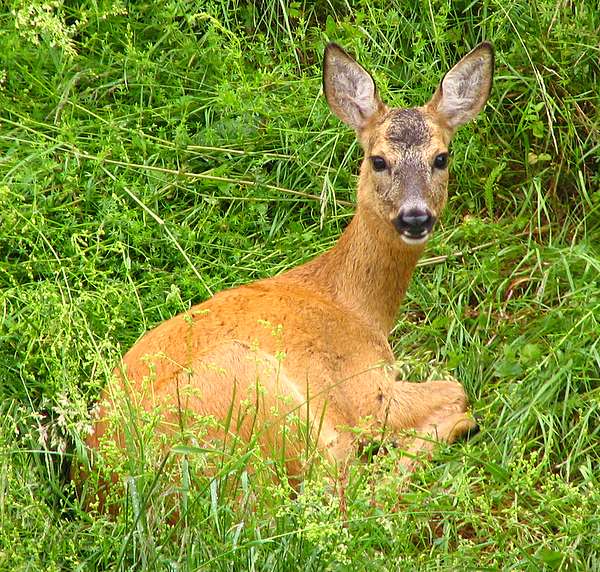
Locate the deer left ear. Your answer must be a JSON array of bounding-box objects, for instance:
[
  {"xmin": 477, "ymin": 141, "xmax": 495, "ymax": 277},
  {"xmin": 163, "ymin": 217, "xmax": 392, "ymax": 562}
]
[{"xmin": 428, "ymin": 42, "xmax": 494, "ymax": 130}]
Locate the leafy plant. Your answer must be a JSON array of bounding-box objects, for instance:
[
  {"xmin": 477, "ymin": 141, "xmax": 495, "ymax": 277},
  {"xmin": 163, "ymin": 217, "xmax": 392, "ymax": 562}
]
[{"xmin": 1, "ymin": 0, "xmax": 598, "ymax": 569}]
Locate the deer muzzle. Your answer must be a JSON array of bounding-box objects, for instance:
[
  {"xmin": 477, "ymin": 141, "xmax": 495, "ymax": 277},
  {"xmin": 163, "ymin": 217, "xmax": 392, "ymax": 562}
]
[{"xmin": 392, "ymin": 207, "xmax": 437, "ymax": 245}]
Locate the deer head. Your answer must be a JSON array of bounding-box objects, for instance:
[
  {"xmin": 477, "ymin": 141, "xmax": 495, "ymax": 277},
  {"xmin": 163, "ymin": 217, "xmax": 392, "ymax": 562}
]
[{"xmin": 323, "ymin": 43, "xmax": 494, "ymax": 245}]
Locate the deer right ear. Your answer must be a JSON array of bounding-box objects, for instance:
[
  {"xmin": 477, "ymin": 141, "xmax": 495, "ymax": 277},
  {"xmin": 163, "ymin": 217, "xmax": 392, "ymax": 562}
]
[{"xmin": 323, "ymin": 44, "xmax": 384, "ymax": 132}]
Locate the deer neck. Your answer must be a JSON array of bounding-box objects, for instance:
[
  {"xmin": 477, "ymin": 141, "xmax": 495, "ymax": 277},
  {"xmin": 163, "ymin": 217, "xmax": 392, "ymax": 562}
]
[{"xmin": 290, "ymin": 204, "xmax": 425, "ymax": 335}]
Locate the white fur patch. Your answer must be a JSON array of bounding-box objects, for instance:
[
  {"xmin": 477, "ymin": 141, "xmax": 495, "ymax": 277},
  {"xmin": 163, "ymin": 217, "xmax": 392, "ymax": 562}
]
[{"xmin": 400, "ymin": 233, "xmax": 430, "ymax": 246}]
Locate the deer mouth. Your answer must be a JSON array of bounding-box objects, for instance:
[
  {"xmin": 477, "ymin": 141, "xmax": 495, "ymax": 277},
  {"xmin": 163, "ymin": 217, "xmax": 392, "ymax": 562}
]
[
  {"xmin": 392, "ymin": 208, "xmax": 436, "ymax": 245},
  {"xmin": 399, "ymin": 230, "xmax": 431, "ymax": 245}
]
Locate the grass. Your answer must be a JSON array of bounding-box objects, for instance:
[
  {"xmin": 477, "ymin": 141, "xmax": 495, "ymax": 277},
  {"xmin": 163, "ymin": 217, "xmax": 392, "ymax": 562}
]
[{"xmin": 1, "ymin": 0, "xmax": 599, "ymax": 569}]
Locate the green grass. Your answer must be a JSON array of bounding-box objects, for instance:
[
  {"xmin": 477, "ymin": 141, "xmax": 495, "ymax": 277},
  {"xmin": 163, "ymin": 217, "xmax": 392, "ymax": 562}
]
[{"xmin": 1, "ymin": 0, "xmax": 599, "ymax": 569}]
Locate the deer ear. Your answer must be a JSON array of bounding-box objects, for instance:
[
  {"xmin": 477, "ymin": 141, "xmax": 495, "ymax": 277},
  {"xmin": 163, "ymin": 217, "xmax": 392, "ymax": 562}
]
[
  {"xmin": 429, "ymin": 42, "xmax": 494, "ymax": 130},
  {"xmin": 323, "ymin": 44, "xmax": 384, "ymax": 131}
]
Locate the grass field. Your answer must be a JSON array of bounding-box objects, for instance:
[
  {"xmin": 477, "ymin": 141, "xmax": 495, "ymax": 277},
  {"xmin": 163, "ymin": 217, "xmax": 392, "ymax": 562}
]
[{"xmin": 1, "ymin": 0, "xmax": 599, "ymax": 570}]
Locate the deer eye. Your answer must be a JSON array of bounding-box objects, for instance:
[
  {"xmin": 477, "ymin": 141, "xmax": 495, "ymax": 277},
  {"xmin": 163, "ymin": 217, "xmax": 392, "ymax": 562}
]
[
  {"xmin": 370, "ymin": 156, "xmax": 387, "ymax": 172},
  {"xmin": 433, "ymin": 153, "xmax": 449, "ymax": 170}
]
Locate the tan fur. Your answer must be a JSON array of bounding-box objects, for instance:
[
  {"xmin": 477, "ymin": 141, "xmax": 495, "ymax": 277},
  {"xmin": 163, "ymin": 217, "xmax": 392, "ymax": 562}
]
[{"xmin": 87, "ymin": 42, "xmax": 494, "ymax": 480}]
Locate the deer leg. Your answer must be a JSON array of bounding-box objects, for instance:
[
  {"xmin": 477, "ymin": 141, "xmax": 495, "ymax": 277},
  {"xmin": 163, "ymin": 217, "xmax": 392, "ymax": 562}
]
[
  {"xmin": 393, "ymin": 412, "xmax": 479, "ymax": 471},
  {"xmin": 378, "ymin": 379, "xmax": 478, "ymax": 467}
]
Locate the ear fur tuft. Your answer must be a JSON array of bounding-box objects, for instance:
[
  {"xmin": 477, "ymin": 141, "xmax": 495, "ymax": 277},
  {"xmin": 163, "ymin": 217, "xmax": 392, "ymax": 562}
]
[
  {"xmin": 429, "ymin": 42, "xmax": 494, "ymax": 129},
  {"xmin": 323, "ymin": 43, "xmax": 384, "ymax": 131}
]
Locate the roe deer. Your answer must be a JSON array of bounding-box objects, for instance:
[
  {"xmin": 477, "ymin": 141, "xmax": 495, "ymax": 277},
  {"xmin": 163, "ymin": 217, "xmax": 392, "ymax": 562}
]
[{"xmin": 86, "ymin": 42, "xmax": 494, "ymax": 479}]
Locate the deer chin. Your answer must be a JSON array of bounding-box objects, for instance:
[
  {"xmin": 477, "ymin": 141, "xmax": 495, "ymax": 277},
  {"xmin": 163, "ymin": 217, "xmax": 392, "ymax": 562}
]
[{"xmin": 399, "ymin": 231, "xmax": 430, "ymax": 246}]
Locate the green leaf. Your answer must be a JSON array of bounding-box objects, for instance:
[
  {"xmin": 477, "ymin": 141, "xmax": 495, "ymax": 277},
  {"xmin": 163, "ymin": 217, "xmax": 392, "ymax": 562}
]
[
  {"xmin": 493, "ymin": 358, "xmax": 523, "ymax": 378},
  {"xmin": 325, "ymin": 15, "xmax": 336, "ymax": 37},
  {"xmin": 519, "ymin": 343, "xmax": 543, "ymax": 365},
  {"xmin": 532, "ymin": 121, "xmax": 545, "ymax": 138},
  {"xmin": 535, "ymin": 547, "xmax": 564, "ymax": 568}
]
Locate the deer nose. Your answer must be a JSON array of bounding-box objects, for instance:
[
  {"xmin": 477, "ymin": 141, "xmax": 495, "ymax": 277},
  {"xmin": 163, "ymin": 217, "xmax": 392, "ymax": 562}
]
[{"xmin": 393, "ymin": 208, "xmax": 436, "ymax": 239}]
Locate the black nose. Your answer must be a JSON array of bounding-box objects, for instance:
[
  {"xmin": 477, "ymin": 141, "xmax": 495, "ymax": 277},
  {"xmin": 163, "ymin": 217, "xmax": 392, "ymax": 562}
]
[{"xmin": 393, "ymin": 208, "xmax": 436, "ymax": 237}]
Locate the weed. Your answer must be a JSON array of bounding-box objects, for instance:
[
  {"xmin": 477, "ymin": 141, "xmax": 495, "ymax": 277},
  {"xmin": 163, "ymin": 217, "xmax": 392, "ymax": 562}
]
[{"xmin": 1, "ymin": 0, "xmax": 598, "ymax": 569}]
